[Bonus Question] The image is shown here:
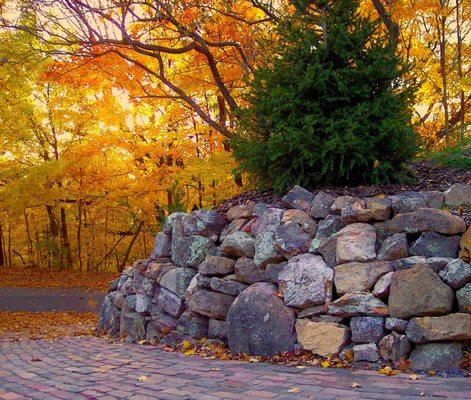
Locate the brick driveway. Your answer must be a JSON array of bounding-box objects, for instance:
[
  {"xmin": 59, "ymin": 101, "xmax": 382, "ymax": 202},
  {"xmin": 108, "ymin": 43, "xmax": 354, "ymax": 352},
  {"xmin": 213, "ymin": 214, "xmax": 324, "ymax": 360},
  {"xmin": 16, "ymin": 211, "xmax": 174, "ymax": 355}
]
[{"xmin": 0, "ymin": 337, "xmax": 470, "ymax": 400}]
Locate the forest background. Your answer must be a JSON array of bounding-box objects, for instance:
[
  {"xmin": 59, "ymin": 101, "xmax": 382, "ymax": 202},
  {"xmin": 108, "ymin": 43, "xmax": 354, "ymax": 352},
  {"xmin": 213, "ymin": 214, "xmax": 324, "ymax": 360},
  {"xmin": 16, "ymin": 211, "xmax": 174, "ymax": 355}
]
[{"xmin": 0, "ymin": 0, "xmax": 469, "ymax": 272}]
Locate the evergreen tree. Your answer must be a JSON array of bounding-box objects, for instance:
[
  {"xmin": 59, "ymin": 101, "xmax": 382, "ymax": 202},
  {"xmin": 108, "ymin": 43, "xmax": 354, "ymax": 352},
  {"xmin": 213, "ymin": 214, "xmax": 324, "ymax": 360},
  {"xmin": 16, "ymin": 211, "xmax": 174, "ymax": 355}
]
[{"xmin": 233, "ymin": 0, "xmax": 417, "ymax": 192}]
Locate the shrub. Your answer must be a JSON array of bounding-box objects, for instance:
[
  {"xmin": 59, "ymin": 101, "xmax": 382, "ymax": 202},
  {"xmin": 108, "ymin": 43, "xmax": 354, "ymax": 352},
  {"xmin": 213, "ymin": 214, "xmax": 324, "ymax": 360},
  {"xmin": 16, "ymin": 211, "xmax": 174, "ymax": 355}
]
[
  {"xmin": 431, "ymin": 137, "xmax": 471, "ymax": 170},
  {"xmin": 232, "ymin": 0, "xmax": 417, "ymax": 192}
]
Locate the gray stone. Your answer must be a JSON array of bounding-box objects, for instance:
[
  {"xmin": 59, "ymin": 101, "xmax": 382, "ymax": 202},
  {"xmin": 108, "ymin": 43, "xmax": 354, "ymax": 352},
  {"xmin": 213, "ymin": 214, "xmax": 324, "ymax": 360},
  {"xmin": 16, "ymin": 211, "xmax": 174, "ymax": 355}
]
[
  {"xmin": 187, "ymin": 289, "xmax": 235, "ymax": 319},
  {"xmin": 438, "ymin": 258, "xmax": 471, "ymax": 289},
  {"xmin": 209, "ymin": 277, "xmax": 248, "ymax": 296},
  {"xmin": 350, "ymin": 317, "xmax": 385, "ymax": 343},
  {"xmin": 444, "ymin": 183, "xmax": 471, "ymax": 207},
  {"xmin": 336, "ymin": 223, "xmax": 376, "ymax": 264},
  {"xmin": 385, "ymin": 318, "xmax": 409, "ymax": 333},
  {"xmin": 254, "ymin": 231, "xmax": 284, "ymax": 267},
  {"xmin": 423, "ymin": 191, "xmax": 445, "ymax": 209},
  {"xmin": 315, "ymin": 215, "xmax": 344, "ymax": 239},
  {"xmin": 389, "ymin": 266, "xmax": 454, "ymax": 319},
  {"xmin": 298, "ymin": 305, "xmax": 326, "ymax": 319},
  {"xmin": 409, "ymin": 342, "xmax": 463, "ymax": 372},
  {"xmin": 373, "ymin": 220, "xmax": 391, "ymax": 246},
  {"xmin": 457, "ymin": 283, "xmax": 471, "ymax": 313},
  {"xmin": 391, "ymin": 256, "xmax": 428, "ymax": 271},
  {"xmin": 391, "ymin": 191, "xmax": 427, "ymax": 215},
  {"xmin": 198, "ymin": 255, "xmax": 236, "ymax": 276},
  {"xmin": 144, "ymin": 262, "xmax": 177, "ymax": 281},
  {"xmin": 334, "ymin": 261, "xmax": 393, "ymax": 295},
  {"xmin": 341, "ymin": 202, "xmax": 373, "ymax": 224},
  {"xmin": 406, "ymin": 313, "xmax": 471, "ymax": 343},
  {"xmin": 108, "ymin": 277, "xmax": 119, "ymax": 293},
  {"xmin": 177, "ymin": 311, "xmax": 208, "ymax": 339},
  {"xmin": 366, "ymin": 198, "xmax": 392, "ymax": 221},
  {"xmin": 425, "ymin": 257, "xmax": 455, "ymax": 273},
  {"xmin": 274, "ymin": 222, "xmax": 311, "ymax": 258},
  {"xmin": 208, "ymin": 319, "xmax": 228, "ymax": 340},
  {"xmin": 155, "ymin": 288, "xmax": 185, "ymax": 318},
  {"xmin": 227, "ymin": 282, "xmax": 296, "ymax": 356},
  {"xmin": 311, "ymin": 237, "xmax": 337, "ymax": 268},
  {"xmin": 160, "ymin": 267, "xmax": 196, "ymax": 298},
  {"xmin": 265, "ymin": 262, "xmax": 286, "ymax": 284},
  {"xmin": 192, "ymin": 209, "xmax": 228, "ymax": 237},
  {"xmin": 327, "ymin": 293, "xmax": 389, "ymax": 317},
  {"xmin": 353, "ymin": 343, "xmax": 379, "ymax": 362},
  {"xmin": 234, "ymin": 257, "xmax": 266, "ymax": 284},
  {"xmin": 377, "ymin": 233, "xmax": 408, "ymax": 261},
  {"xmin": 147, "ymin": 308, "xmax": 178, "ymax": 339},
  {"xmin": 252, "ymin": 203, "xmax": 275, "ymax": 217},
  {"xmin": 282, "ymin": 185, "xmax": 314, "ymax": 212},
  {"xmin": 282, "ymin": 209, "xmax": 317, "ymax": 236},
  {"xmin": 220, "ymin": 231, "xmax": 255, "ymax": 258},
  {"xmin": 409, "ymin": 232, "xmax": 460, "ymax": 259},
  {"xmin": 122, "ymin": 295, "xmax": 136, "ymax": 313},
  {"xmin": 379, "ymin": 332, "xmax": 412, "ymax": 362},
  {"xmin": 310, "ymin": 192, "xmax": 336, "ymax": 219},
  {"xmin": 119, "ymin": 312, "xmax": 147, "ymax": 342},
  {"xmin": 113, "ymin": 292, "xmax": 125, "ymax": 309},
  {"xmin": 389, "ymin": 208, "xmax": 467, "ymax": 235},
  {"xmin": 98, "ymin": 295, "xmax": 120, "ymax": 336},
  {"xmin": 226, "ymin": 204, "xmax": 253, "ymax": 221},
  {"xmin": 163, "ymin": 212, "xmax": 187, "ymax": 234},
  {"xmin": 171, "ymin": 235, "xmax": 215, "ymax": 268},
  {"xmin": 220, "ymin": 219, "xmax": 250, "ymax": 242},
  {"xmin": 251, "ymin": 208, "xmax": 284, "ymax": 237},
  {"xmin": 372, "ymin": 271, "xmax": 393, "ymax": 299},
  {"xmin": 331, "ymin": 196, "xmax": 360, "ymax": 214},
  {"xmin": 150, "ymin": 232, "xmax": 172, "ymax": 260},
  {"xmin": 278, "ymin": 254, "xmax": 333, "ymax": 308},
  {"xmin": 135, "ymin": 294, "xmax": 152, "ymax": 313}
]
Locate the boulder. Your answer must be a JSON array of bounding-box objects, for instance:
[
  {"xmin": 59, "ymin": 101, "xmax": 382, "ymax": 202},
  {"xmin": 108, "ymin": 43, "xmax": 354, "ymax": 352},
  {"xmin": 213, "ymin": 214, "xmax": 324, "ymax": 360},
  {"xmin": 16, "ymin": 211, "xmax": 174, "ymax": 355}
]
[
  {"xmin": 389, "ymin": 266, "xmax": 454, "ymax": 319},
  {"xmin": 163, "ymin": 212, "xmax": 187, "ymax": 234},
  {"xmin": 226, "ymin": 204, "xmax": 253, "ymax": 221},
  {"xmin": 198, "ymin": 255, "xmax": 236, "ymax": 276},
  {"xmin": 379, "ymin": 333, "xmax": 412, "ymax": 363},
  {"xmin": 135, "ymin": 294, "xmax": 152, "ymax": 313},
  {"xmin": 377, "ymin": 233, "xmax": 408, "ymax": 261},
  {"xmin": 220, "ymin": 232, "xmax": 255, "ymax": 258},
  {"xmin": 315, "ymin": 215, "xmax": 344, "ymax": 239},
  {"xmin": 373, "ymin": 220, "xmax": 391, "ymax": 245},
  {"xmin": 155, "ymin": 288, "xmax": 185, "ymax": 318},
  {"xmin": 406, "ymin": 313, "xmax": 471, "ymax": 343},
  {"xmin": 460, "ymin": 226, "xmax": 471, "ymax": 263},
  {"xmin": 150, "ymin": 233, "xmax": 172, "ymax": 260},
  {"xmin": 282, "ymin": 209, "xmax": 317, "ymax": 236},
  {"xmin": 334, "ymin": 261, "xmax": 393, "ymax": 295},
  {"xmin": 389, "ymin": 208, "xmax": 467, "ymax": 235},
  {"xmin": 187, "ymin": 289, "xmax": 235, "ymax": 319},
  {"xmin": 274, "ymin": 222, "xmax": 311, "ymax": 258},
  {"xmin": 220, "ymin": 219, "xmax": 250, "ymax": 242},
  {"xmin": 234, "ymin": 257, "xmax": 266, "ymax": 284},
  {"xmin": 425, "ymin": 257, "xmax": 455, "ymax": 273},
  {"xmin": 438, "ymin": 258, "xmax": 471, "ymax": 289},
  {"xmin": 327, "ymin": 293, "xmax": 389, "ymax": 317},
  {"xmin": 295, "ymin": 319, "xmax": 349, "ymax": 357},
  {"xmin": 282, "ymin": 185, "xmax": 314, "ymax": 212},
  {"xmin": 366, "ymin": 198, "xmax": 392, "ymax": 221},
  {"xmin": 353, "ymin": 343, "xmax": 379, "ymax": 362},
  {"xmin": 252, "ymin": 203, "xmax": 275, "ymax": 217},
  {"xmin": 336, "ymin": 223, "xmax": 376, "ymax": 264},
  {"xmin": 147, "ymin": 308, "xmax": 178, "ymax": 339},
  {"xmin": 350, "ymin": 317, "xmax": 385, "ymax": 343},
  {"xmin": 265, "ymin": 262, "xmax": 286, "ymax": 284},
  {"xmin": 298, "ymin": 305, "xmax": 326, "ymax": 319},
  {"xmin": 391, "ymin": 191, "xmax": 427, "ymax": 215},
  {"xmin": 385, "ymin": 318, "xmax": 408, "ymax": 333},
  {"xmin": 311, "ymin": 236, "xmax": 337, "ymax": 268},
  {"xmin": 119, "ymin": 312, "xmax": 147, "ymax": 342},
  {"xmin": 177, "ymin": 311, "xmax": 208, "ymax": 339},
  {"xmin": 160, "ymin": 267, "xmax": 196, "ymax": 298},
  {"xmin": 457, "ymin": 283, "xmax": 471, "ymax": 313},
  {"xmin": 209, "ymin": 277, "xmax": 248, "ymax": 296},
  {"xmin": 192, "ymin": 209, "xmax": 228, "ymax": 237},
  {"xmin": 278, "ymin": 254, "xmax": 334, "ymax": 308},
  {"xmin": 251, "ymin": 207, "xmax": 283, "ymax": 237},
  {"xmin": 98, "ymin": 295, "xmax": 120, "ymax": 336},
  {"xmin": 341, "ymin": 202, "xmax": 373, "ymax": 224},
  {"xmin": 208, "ymin": 319, "xmax": 228, "ymax": 340},
  {"xmin": 409, "ymin": 232, "xmax": 460, "ymax": 259},
  {"xmin": 391, "ymin": 256, "xmax": 428, "ymax": 271},
  {"xmin": 444, "ymin": 183, "xmax": 471, "ymax": 207},
  {"xmin": 331, "ymin": 196, "xmax": 360, "ymax": 214},
  {"xmin": 423, "ymin": 191, "xmax": 445, "ymax": 209},
  {"xmin": 144, "ymin": 262, "xmax": 177, "ymax": 281},
  {"xmin": 372, "ymin": 271, "xmax": 393, "ymax": 299},
  {"xmin": 254, "ymin": 231, "xmax": 284, "ymax": 267},
  {"xmin": 171, "ymin": 235, "xmax": 215, "ymax": 268},
  {"xmin": 113, "ymin": 292, "xmax": 125, "ymax": 309},
  {"xmin": 227, "ymin": 283, "xmax": 296, "ymax": 356},
  {"xmin": 409, "ymin": 342, "xmax": 463, "ymax": 372},
  {"xmin": 310, "ymin": 192, "xmax": 336, "ymax": 219}
]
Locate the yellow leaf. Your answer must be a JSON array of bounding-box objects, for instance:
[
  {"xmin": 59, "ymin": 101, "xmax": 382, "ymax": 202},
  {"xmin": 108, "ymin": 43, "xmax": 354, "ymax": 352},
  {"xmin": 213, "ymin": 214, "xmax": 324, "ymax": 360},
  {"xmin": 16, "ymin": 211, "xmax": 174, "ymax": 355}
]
[
  {"xmin": 181, "ymin": 340, "xmax": 194, "ymax": 352},
  {"xmin": 408, "ymin": 374, "xmax": 421, "ymax": 380},
  {"xmin": 288, "ymin": 387, "xmax": 301, "ymax": 393},
  {"xmin": 378, "ymin": 366, "xmax": 398, "ymax": 376},
  {"xmin": 351, "ymin": 382, "xmax": 361, "ymax": 388},
  {"xmin": 184, "ymin": 348, "xmax": 196, "ymax": 356},
  {"xmin": 321, "ymin": 360, "xmax": 331, "ymax": 368},
  {"xmin": 137, "ymin": 375, "xmax": 148, "ymax": 381}
]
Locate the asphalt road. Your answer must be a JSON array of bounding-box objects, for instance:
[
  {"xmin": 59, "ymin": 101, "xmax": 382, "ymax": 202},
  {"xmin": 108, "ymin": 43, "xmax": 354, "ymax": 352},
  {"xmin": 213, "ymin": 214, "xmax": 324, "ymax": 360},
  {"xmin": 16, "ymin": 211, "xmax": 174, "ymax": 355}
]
[{"xmin": 0, "ymin": 286, "xmax": 105, "ymax": 312}]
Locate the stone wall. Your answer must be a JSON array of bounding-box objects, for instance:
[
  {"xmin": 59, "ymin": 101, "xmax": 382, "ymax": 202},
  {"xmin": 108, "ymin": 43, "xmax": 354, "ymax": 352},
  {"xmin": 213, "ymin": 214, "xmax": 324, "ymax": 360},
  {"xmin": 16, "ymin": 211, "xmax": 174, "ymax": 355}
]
[{"xmin": 99, "ymin": 183, "xmax": 471, "ymax": 373}]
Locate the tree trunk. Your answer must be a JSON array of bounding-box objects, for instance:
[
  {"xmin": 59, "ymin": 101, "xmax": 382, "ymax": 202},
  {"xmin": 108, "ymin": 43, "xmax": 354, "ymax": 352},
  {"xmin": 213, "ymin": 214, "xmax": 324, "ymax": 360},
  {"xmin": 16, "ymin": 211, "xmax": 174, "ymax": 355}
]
[
  {"xmin": 455, "ymin": 0, "xmax": 465, "ymax": 141},
  {"xmin": 60, "ymin": 207, "xmax": 73, "ymax": 269},
  {"xmin": 0, "ymin": 224, "xmax": 5, "ymax": 267},
  {"xmin": 24, "ymin": 210, "xmax": 33, "ymax": 264},
  {"xmin": 438, "ymin": 11, "xmax": 450, "ymax": 146},
  {"xmin": 119, "ymin": 221, "xmax": 144, "ymax": 272},
  {"xmin": 77, "ymin": 199, "xmax": 83, "ymax": 271}
]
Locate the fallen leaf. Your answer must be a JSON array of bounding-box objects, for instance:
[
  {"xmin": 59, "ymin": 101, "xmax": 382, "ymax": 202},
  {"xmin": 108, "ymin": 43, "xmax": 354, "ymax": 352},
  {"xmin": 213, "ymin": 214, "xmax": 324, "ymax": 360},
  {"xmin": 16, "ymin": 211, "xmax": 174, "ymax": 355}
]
[
  {"xmin": 351, "ymin": 382, "xmax": 361, "ymax": 388},
  {"xmin": 296, "ymin": 365, "xmax": 306, "ymax": 369},
  {"xmin": 378, "ymin": 366, "xmax": 398, "ymax": 376},
  {"xmin": 408, "ymin": 374, "xmax": 421, "ymax": 380},
  {"xmin": 287, "ymin": 387, "xmax": 301, "ymax": 393},
  {"xmin": 249, "ymin": 357, "xmax": 261, "ymax": 363},
  {"xmin": 321, "ymin": 360, "xmax": 331, "ymax": 368},
  {"xmin": 137, "ymin": 375, "xmax": 148, "ymax": 381},
  {"xmin": 181, "ymin": 340, "xmax": 194, "ymax": 352},
  {"xmin": 420, "ymin": 392, "xmax": 425, "ymax": 396},
  {"xmin": 31, "ymin": 357, "xmax": 42, "ymax": 362}
]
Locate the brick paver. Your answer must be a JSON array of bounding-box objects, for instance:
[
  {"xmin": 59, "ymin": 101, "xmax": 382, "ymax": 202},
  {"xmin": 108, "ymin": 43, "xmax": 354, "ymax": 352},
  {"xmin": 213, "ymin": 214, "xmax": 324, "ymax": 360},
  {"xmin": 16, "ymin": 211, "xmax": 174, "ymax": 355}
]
[{"xmin": 0, "ymin": 337, "xmax": 470, "ymax": 399}]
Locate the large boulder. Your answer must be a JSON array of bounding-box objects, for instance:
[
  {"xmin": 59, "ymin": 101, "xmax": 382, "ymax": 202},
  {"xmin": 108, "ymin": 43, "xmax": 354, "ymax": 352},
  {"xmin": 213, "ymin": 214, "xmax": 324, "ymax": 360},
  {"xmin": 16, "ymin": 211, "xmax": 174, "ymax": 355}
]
[
  {"xmin": 406, "ymin": 313, "xmax": 471, "ymax": 343},
  {"xmin": 327, "ymin": 292, "xmax": 389, "ymax": 317},
  {"xmin": 220, "ymin": 232, "xmax": 255, "ymax": 258},
  {"xmin": 282, "ymin": 209, "xmax": 317, "ymax": 236},
  {"xmin": 187, "ymin": 289, "xmax": 235, "ymax": 319},
  {"xmin": 334, "ymin": 261, "xmax": 393, "ymax": 295},
  {"xmin": 460, "ymin": 226, "xmax": 471, "ymax": 263},
  {"xmin": 282, "ymin": 185, "xmax": 314, "ymax": 212},
  {"xmin": 274, "ymin": 222, "xmax": 311, "ymax": 258},
  {"xmin": 438, "ymin": 259, "xmax": 471, "ymax": 289},
  {"xmin": 159, "ymin": 267, "xmax": 196, "ymax": 298},
  {"xmin": 391, "ymin": 191, "xmax": 427, "ymax": 215},
  {"xmin": 336, "ymin": 223, "xmax": 376, "ymax": 264},
  {"xmin": 379, "ymin": 333, "xmax": 412, "ymax": 362},
  {"xmin": 192, "ymin": 209, "xmax": 228, "ymax": 237},
  {"xmin": 226, "ymin": 204, "xmax": 253, "ymax": 221},
  {"xmin": 227, "ymin": 283, "xmax": 296, "ymax": 356},
  {"xmin": 177, "ymin": 311, "xmax": 208, "ymax": 339},
  {"xmin": 366, "ymin": 198, "xmax": 391, "ymax": 221},
  {"xmin": 350, "ymin": 316, "xmax": 385, "ymax": 343},
  {"xmin": 98, "ymin": 295, "xmax": 120, "ymax": 336},
  {"xmin": 409, "ymin": 232, "xmax": 460, "ymax": 259},
  {"xmin": 198, "ymin": 255, "xmax": 236, "ymax": 276},
  {"xmin": 444, "ymin": 183, "xmax": 471, "ymax": 207},
  {"xmin": 341, "ymin": 202, "xmax": 373, "ymax": 224},
  {"xmin": 171, "ymin": 236, "xmax": 215, "ymax": 268},
  {"xmin": 315, "ymin": 215, "xmax": 343, "ymax": 239},
  {"xmin": 295, "ymin": 319, "xmax": 349, "ymax": 357},
  {"xmin": 310, "ymin": 192, "xmax": 336, "ymax": 219},
  {"xmin": 409, "ymin": 342, "xmax": 463, "ymax": 372},
  {"xmin": 389, "ymin": 266, "xmax": 454, "ymax": 319},
  {"xmin": 377, "ymin": 233, "xmax": 408, "ymax": 261},
  {"xmin": 251, "ymin": 208, "xmax": 283, "ymax": 237},
  {"xmin": 254, "ymin": 231, "xmax": 285, "ymax": 267},
  {"xmin": 457, "ymin": 283, "xmax": 471, "ymax": 313},
  {"xmin": 234, "ymin": 257, "xmax": 266, "ymax": 284},
  {"xmin": 389, "ymin": 208, "xmax": 467, "ymax": 235},
  {"xmin": 162, "ymin": 212, "xmax": 186, "ymax": 234},
  {"xmin": 353, "ymin": 343, "xmax": 379, "ymax": 362},
  {"xmin": 119, "ymin": 312, "xmax": 147, "ymax": 342},
  {"xmin": 150, "ymin": 232, "xmax": 172, "ymax": 259},
  {"xmin": 278, "ymin": 254, "xmax": 334, "ymax": 308},
  {"xmin": 155, "ymin": 288, "xmax": 185, "ymax": 318}
]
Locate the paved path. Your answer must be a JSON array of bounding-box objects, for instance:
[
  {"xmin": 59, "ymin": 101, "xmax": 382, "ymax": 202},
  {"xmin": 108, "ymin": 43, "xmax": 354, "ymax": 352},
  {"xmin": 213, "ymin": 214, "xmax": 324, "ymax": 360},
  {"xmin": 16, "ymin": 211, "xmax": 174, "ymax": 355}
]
[
  {"xmin": 1, "ymin": 337, "xmax": 470, "ymax": 400},
  {"xmin": 0, "ymin": 287, "xmax": 104, "ymax": 312}
]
